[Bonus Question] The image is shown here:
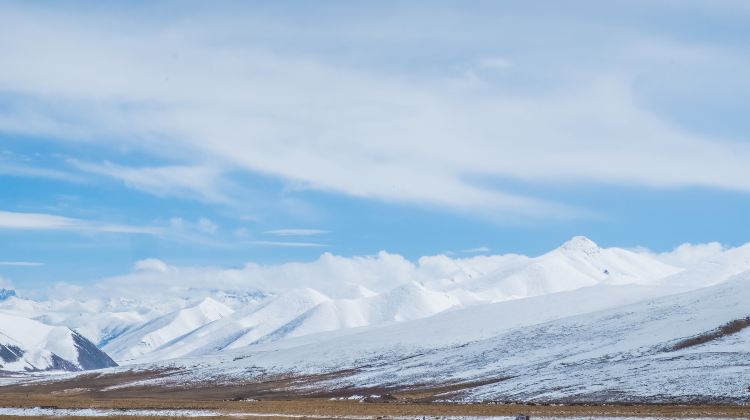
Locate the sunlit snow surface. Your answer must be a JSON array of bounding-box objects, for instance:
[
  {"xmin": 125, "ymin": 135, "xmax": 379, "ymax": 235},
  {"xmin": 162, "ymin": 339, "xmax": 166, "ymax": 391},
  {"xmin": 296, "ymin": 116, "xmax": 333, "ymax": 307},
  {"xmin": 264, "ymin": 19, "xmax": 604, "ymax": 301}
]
[{"xmin": 84, "ymin": 271, "xmax": 750, "ymax": 404}]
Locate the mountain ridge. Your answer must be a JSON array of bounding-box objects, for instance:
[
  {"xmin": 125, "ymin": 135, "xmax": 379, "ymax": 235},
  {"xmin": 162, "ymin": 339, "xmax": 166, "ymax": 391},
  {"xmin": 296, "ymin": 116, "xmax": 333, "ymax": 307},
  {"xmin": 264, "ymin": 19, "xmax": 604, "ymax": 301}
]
[{"xmin": 0, "ymin": 312, "xmax": 117, "ymax": 372}]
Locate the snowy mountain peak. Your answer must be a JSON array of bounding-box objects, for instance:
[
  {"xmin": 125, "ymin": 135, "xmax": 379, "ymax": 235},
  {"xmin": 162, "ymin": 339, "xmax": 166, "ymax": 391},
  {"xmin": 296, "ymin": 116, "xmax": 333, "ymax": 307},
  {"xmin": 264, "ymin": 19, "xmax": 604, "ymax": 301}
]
[
  {"xmin": 0, "ymin": 288, "xmax": 16, "ymax": 301},
  {"xmin": 101, "ymin": 295, "xmax": 235, "ymax": 361},
  {"xmin": 560, "ymin": 236, "xmax": 600, "ymax": 254},
  {"xmin": 0, "ymin": 313, "xmax": 117, "ymax": 372},
  {"xmin": 196, "ymin": 297, "xmax": 229, "ymax": 312}
]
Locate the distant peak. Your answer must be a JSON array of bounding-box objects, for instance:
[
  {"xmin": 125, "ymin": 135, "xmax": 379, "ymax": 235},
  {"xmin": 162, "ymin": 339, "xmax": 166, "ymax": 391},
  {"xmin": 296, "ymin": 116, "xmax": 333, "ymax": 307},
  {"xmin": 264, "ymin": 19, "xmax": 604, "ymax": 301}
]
[
  {"xmin": 560, "ymin": 236, "xmax": 600, "ymax": 253},
  {"xmin": 0, "ymin": 288, "xmax": 16, "ymax": 301},
  {"xmin": 198, "ymin": 297, "xmax": 219, "ymax": 306}
]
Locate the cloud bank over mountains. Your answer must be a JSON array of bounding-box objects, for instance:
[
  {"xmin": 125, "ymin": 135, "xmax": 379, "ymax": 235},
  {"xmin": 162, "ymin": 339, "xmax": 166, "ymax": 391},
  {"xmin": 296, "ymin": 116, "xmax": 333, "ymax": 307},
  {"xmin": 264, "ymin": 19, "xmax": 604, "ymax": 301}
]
[
  {"xmin": 20, "ymin": 238, "xmax": 745, "ymax": 303},
  {"xmin": 2, "ymin": 2, "xmax": 750, "ymax": 286},
  {"xmin": 1, "ymin": 3, "xmax": 750, "ymax": 219}
]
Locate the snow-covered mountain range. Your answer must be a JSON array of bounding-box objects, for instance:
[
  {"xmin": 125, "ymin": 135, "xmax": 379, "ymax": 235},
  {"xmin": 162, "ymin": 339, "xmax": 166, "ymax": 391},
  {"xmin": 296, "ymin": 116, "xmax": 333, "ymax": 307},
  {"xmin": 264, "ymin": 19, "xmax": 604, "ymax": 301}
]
[
  {"xmin": 1, "ymin": 236, "xmax": 749, "ymax": 403},
  {"xmin": 177, "ymin": 268, "xmax": 748, "ymax": 403}
]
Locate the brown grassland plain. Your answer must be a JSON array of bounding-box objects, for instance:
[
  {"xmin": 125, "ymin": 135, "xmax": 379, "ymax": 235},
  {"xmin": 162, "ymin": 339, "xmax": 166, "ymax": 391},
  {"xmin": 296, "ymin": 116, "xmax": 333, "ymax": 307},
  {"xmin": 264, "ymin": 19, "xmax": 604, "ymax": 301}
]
[
  {"xmin": 1, "ymin": 370, "xmax": 749, "ymax": 419},
  {"xmin": 1, "ymin": 394, "xmax": 750, "ymax": 419}
]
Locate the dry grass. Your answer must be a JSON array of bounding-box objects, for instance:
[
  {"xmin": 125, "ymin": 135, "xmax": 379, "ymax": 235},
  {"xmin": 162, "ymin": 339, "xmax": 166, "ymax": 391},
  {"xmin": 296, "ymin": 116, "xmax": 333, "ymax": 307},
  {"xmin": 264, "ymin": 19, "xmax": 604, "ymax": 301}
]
[
  {"xmin": 666, "ymin": 316, "xmax": 750, "ymax": 352},
  {"xmin": 1, "ymin": 390, "xmax": 750, "ymax": 419},
  {"xmin": 2, "ymin": 368, "xmax": 749, "ymax": 419},
  {"xmin": 1, "ymin": 394, "xmax": 750, "ymax": 419}
]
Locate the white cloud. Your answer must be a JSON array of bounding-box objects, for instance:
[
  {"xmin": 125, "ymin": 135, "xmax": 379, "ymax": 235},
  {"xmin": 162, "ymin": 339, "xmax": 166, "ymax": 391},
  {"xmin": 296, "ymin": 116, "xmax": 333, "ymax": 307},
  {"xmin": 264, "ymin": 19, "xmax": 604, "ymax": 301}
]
[
  {"xmin": 38, "ymin": 249, "xmax": 530, "ymax": 302},
  {"xmin": 53, "ymin": 251, "xmax": 442, "ymax": 300},
  {"xmin": 653, "ymin": 242, "xmax": 727, "ymax": 268},
  {"xmin": 70, "ymin": 160, "xmax": 229, "ymax": 203},
  {"xmin": 0, "ymin": 4, "xmax": 749, "ymax": 219},
  {"xmin": 0, "ymin": 261, "xmax": 44, "ymax": 267},
  {"xmin": 0, "ymin": 211, "xmax": 241, "ymax": 247},
  {"xmin": 133, "ymin": 258, "xmax": 169, "ymax": 273},
  {"xmin": 265, "ymin": 229, "xmax": 328, "ymax": 237},
  {"xmin": 33, "ymin": 237, "xmax": 750, "ymax": 302},
  {"xmin": 248, "ymin": 240, "xmax": 326, "ymax": 248},
  {"xmin": 0, "ymin": 210, "xmax": 160, "ymax": 234},
  {"xmin": 461, "ymin": 246, "xmax": 491, "ymax": 254}
]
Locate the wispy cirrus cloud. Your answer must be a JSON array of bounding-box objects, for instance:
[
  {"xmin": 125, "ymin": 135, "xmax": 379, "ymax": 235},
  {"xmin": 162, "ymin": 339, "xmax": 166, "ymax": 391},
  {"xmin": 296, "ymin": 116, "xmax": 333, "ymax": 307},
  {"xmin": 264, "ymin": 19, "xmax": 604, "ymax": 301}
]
[
  {"xmin": 0, "ymin": 210, "xmax": 160, "ymax": 235},
  {"xmin": 248, "ymin": 240, "xmax": 326, "ymax": 248},
  {"xmin": 265, "ymin": 229, "xmax": 328, "ymax": 237},
  {"xmin": 0, "ymin": 261, "xmax": 44, "ymax": 267},
  {"xmin": 164, "ymin": 217, "xmax": 232, "ymax": 248},
  {"xmin": 0, "ymin": 211, "xmax": 233, "ymax": 248},
  {"xmin": 0, "ymin": 3, "xmax": 749, "ymax": 221},
  {"xmin": 70, "ymin": 160, "xmax": 230, "ymax": 203},
  {"xmin": 461, "ymin": 246, "xmax": 491, "ymax": 254}
]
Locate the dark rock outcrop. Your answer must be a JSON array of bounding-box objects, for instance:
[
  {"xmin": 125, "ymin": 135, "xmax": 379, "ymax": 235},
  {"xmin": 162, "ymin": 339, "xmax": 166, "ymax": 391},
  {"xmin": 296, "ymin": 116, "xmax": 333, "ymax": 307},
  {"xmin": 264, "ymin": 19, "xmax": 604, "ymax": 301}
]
[
  {"xmin": 46, "ymin": 354, "xmax": 79, "ymax": 372},
  {"xmin": 72, "ymin": 332, "xmax": 118, "ymax": 370},
  {"xmin": 0, "ymin": 344, "xmax": 24, "ymax": 363}
]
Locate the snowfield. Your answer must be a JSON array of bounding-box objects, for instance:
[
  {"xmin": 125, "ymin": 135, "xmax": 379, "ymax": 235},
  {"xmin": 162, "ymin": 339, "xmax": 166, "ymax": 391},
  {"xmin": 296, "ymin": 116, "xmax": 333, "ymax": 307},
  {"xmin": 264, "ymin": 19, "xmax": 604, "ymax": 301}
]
[
  {"xmin": 90, "ymin": 270, "xmax": 747, "ymax": 403},
  {"xmin": 2, "ymin": 237, "xmax": 750, "ymax": 403}
]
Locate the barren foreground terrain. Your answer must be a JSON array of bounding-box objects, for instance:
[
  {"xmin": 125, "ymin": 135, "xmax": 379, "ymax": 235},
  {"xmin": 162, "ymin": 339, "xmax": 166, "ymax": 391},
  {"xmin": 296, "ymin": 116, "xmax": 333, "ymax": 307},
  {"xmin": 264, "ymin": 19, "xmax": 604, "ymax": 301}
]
[
  {"xmin": 0, "ymin": 395, "xmax": 749, "ymax": 419},
  {"xmin": 1, "ymin": 370, "xmax": 748, "ymax": 419},
  {"xmin": 1, "ymin": 395, "xmax": 750, "ymax": 419}
]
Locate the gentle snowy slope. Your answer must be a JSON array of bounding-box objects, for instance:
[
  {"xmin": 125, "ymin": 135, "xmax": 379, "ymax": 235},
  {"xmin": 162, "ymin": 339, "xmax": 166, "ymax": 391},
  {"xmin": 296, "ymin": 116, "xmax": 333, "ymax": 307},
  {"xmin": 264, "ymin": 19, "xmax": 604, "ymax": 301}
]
[
  {"xmin": 122, "ymin": 270, "xmax": 750, "ymax": 403},
  {"xmin": 0, "ymin": 313, "xmax": 117, "ymax": 372},
  {"xmin": 109, "ymin": 283, "xmax": 462, "ymax": 363},
  {"xmin": 130, "ymin": 288, "xmax": 331, "ymax": 362},
  {"xmin": 103, "ymin": 298, "xmax": 233, "ymax": 361},
  {"xmin": 125, "ymin": 279, "xmax": 501, "ymax": 363},
  {"xmin": 222, "ymin": 281, "xmax": 462, "ymax": 351}
]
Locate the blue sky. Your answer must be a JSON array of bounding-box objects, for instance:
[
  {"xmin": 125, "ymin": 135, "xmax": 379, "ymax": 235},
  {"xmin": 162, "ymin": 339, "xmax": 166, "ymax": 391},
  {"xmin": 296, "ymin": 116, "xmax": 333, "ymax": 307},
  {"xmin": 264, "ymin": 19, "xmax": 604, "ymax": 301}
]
[{"xmin": 1, "ymin": 1, "xmax": 750, "ymax": 288}]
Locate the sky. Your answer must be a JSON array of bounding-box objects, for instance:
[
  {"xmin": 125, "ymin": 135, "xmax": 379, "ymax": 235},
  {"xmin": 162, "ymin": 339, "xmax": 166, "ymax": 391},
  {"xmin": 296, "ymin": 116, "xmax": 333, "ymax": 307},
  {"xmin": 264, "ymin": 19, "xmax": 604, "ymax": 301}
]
[{"xmin": 1, "ymin": 1, "xmax": 750, "ymax": 289}]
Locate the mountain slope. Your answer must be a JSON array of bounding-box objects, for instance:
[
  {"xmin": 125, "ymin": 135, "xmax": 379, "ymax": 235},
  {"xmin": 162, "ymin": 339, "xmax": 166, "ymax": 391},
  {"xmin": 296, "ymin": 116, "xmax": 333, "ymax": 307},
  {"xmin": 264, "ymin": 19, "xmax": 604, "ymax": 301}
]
[
  {"xmin": 130, "ymin": 288, "xmax": 331, "ymax": 363},
  {"xmin": 126, "ymin": 283, "xmax": 466, "ymax": 363},
  {"xmin": 103, "ymin": 298, "xmax": 233, "ymax": 361},
  {"xmin": 0, "ymin": 313, "xmax": 117, "ymax": 372},
  {"xmin": 442, "ymin": 236, "xmax": 682, "ymax": 301},
  {"xmin": 0, "ymin": 295, "xmax": 169, "ymax": 348},
  {"xmin": 110, "ymin": 237, "xmax": 684, "ymax": 364},
  {"xmin": 118, "ymin": 270, "xmax": 750, "ymax": 403}
]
